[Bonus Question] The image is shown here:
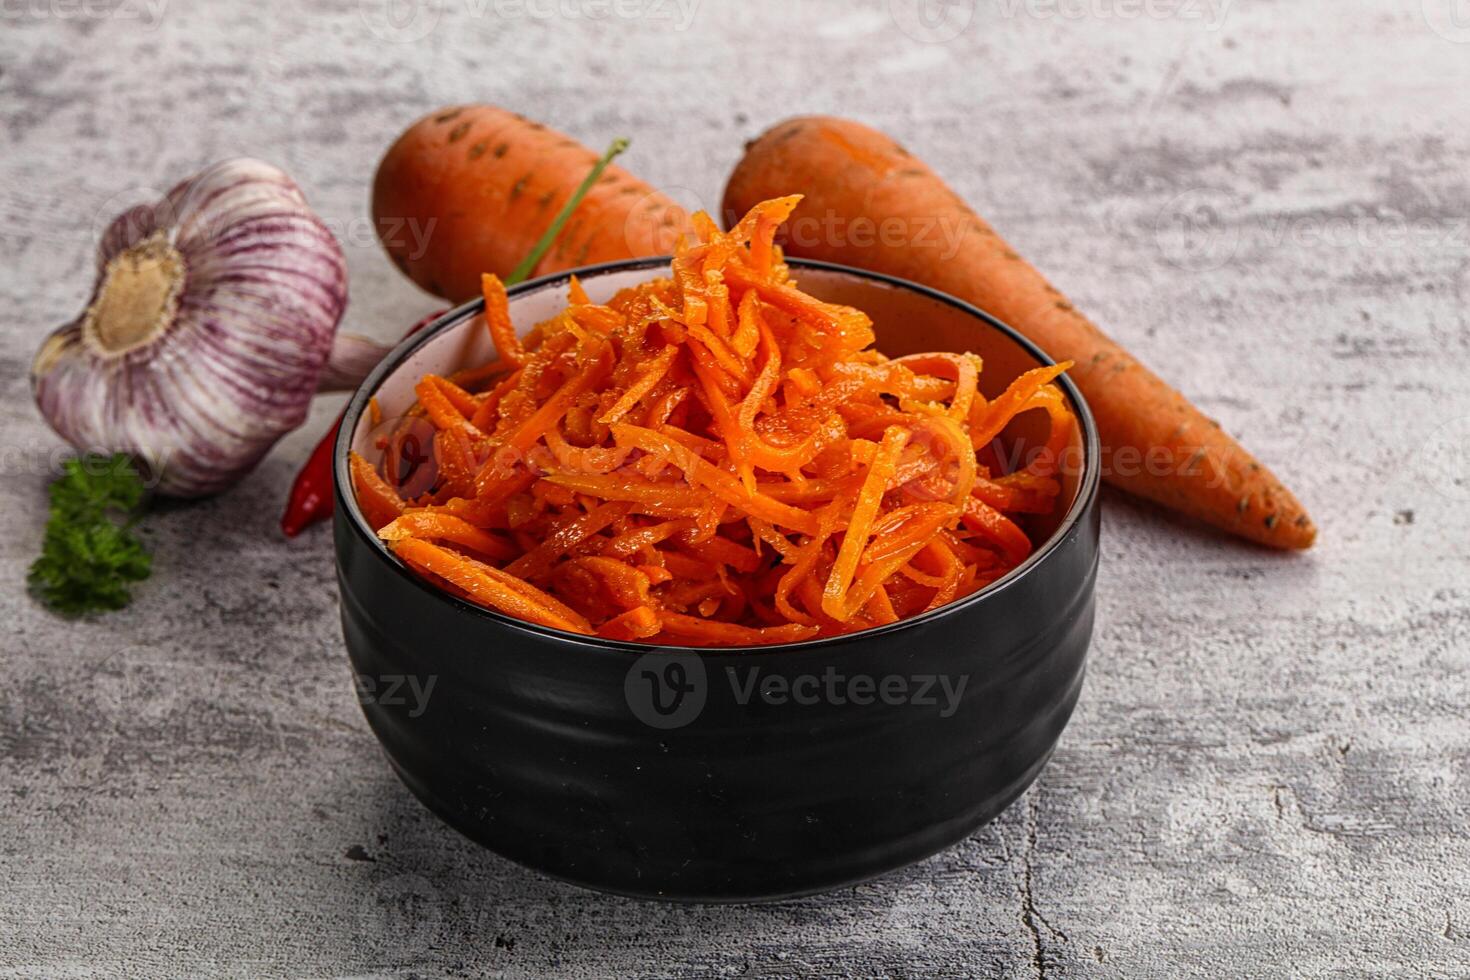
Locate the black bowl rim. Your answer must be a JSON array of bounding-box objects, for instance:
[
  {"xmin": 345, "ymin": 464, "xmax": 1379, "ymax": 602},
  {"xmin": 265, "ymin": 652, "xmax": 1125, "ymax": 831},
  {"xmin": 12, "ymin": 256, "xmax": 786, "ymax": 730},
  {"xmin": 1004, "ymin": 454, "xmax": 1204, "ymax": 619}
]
[{"xmin": 334, "ymin": 256, "xmax": 1101, "ymax": 657}]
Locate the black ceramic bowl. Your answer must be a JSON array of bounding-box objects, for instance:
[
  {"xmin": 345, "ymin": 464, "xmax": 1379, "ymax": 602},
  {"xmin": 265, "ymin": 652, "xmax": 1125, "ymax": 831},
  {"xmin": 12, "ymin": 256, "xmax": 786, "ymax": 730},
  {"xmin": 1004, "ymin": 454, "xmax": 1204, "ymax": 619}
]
[{"xmin": 334, "ymin": 258, "xmax": 1100, "ymax": 902}]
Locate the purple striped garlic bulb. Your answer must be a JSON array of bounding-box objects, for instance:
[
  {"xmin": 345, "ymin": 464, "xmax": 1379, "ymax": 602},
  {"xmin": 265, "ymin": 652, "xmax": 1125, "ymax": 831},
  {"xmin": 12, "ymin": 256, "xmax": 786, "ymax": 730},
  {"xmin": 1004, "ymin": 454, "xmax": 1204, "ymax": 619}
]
[{"xmin": 31, "ymin": 159, "xmax": 382, "ymax": 497}]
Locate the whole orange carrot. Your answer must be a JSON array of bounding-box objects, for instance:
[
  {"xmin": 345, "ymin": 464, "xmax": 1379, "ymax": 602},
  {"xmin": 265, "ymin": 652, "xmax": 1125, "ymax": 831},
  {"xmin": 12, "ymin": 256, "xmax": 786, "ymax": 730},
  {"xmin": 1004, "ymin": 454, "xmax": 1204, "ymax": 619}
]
[
  {"xmin": 723, "ymin": 116, "xmax": 1315, "ymax": 549},
  {"xmin": 373, "ymin": 105, "xmax": 694, "ymax": 303}
]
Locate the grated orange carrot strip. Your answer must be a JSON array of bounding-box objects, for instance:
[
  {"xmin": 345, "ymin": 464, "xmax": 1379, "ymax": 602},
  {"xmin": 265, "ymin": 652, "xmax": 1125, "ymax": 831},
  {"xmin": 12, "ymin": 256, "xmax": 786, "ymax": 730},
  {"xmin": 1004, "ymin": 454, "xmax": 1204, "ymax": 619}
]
[
  {"xmin": 822, "ymin": 426, "xmax": 909, "ymax": 621},
  {"xmin": 601, "ymin": 518, "xmax": 694, "ymax": 559},
  {"xmin": 433, "ymin": 428, "xmax": 481, "ymax": 499},
  {"xmin": 473, "ymin": 341, "xmax": 613, "ymax": 495},
  {"xmin": 393, "ymin": 538, "xmax": 592, "ymax": 634},
  {"xmin": 731, "ymin": 288, "xmax": 762, "ymax": 359},
  {"xmin": 597, "ymin": 344, "xmax": 678, "ymax": 425},
  {"xmin": 469, "ymin": 367, "xmax": 523, "ymax": 431},
  {"xmin": 598, "ymin": 605, "xmax": 661, "ymax": 640},
  {"xmin": 655, "ymin": 610, "xmax": 818, "ymax": 645},
  {"xmin": 1020, "ymin": 385, "xmax": 1078, "ymax": 478},
  {"xmin": 968, "ymin": 362, "xmax": 1072, "ymax": 450},
  {"xmin": 774, "ymin": 504, "xmax": 839, "ymax": 626},
  {"xmin": 415, "ymin": 375, "xmax": 486, "ymax": 441},
  {"xmin": 482, "ymin": 273, "xmax": 525, "ymax": 366},
  {"xmin": 504, "ymin": 501, "xmax": 631, "ymax": 581},
  {"xmin": 961, "ymin": 497, "xmax": 1033, "ymax": 565},
  {"xmin": 351, "ymin": 451, "xmax": 405, "ymax": 531},
  {"xmin": 728, "ymin": 195, "xmax": 802, "ymax": 278},
  {"xmin": 611, "ymin": 424, "xmax": 820, "ymax": 534},
  {"xmin": 377, "ymin": 511, "xmax": 516, "ymax": 562},
  {"xmin": 541, "ymin": 473, "xmax": 707, "ymax": 514},
  {"xmin": 544, "ymin": 425, "xmax": 630, "ymax": 475},
  {"xmin": 429, "ymin": 375, "xmax": 482, "ymax": 419},
  {"xmin": 895, "ymin": 352, "xmax": 979, "ymax": 423}
]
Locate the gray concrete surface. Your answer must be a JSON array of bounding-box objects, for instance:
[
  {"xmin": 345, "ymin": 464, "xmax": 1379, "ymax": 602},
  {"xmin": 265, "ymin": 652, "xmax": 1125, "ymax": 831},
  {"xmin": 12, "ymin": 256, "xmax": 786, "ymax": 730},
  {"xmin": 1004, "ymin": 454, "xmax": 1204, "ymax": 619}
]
[{"xmin": 3, "ymin": 0, "xmax": 1469, "ymax": 976}]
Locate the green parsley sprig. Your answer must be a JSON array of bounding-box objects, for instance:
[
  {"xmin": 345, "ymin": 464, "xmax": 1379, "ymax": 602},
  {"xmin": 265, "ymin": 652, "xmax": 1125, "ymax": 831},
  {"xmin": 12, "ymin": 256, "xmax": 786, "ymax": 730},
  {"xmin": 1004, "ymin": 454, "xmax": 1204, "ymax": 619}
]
[{"xmin": 28, "ymin": 454, "xmax": 152, "ymax": 615}]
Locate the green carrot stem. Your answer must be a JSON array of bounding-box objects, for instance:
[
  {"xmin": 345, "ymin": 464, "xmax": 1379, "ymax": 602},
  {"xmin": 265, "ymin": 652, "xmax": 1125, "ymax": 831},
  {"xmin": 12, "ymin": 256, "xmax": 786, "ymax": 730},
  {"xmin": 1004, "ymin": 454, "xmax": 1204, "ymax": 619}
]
[{"xmin": 505, "ymin": 137, "xmax": 630, "ymax": 286}]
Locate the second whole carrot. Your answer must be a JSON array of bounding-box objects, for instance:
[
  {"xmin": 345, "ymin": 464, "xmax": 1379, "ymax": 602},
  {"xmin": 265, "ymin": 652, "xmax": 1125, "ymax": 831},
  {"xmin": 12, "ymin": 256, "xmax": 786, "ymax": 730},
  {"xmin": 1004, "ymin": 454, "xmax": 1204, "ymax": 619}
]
[{"xmin": 723, "ymin": 116, "xmax": 1315, "ymax": 549}]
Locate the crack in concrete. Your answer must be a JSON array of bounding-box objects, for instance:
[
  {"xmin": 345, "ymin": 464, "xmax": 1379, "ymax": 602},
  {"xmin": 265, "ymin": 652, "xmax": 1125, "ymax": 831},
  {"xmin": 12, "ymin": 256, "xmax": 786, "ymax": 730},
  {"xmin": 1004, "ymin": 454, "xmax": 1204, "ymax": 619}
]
[
  {"xmin": 1271, "ymin": 783, "xmax": 1288, "ymax": 819},
  {"xmin": 1018, "ymin": 790, "xmax": 1050, "ymax": 979}
]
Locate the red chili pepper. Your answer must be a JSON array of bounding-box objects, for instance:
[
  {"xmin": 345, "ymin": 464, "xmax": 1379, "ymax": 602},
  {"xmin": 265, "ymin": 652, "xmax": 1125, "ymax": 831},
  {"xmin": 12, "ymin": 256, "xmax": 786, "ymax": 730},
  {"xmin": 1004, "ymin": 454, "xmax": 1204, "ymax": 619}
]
[{"xmin": 280, "ymin": 310, "xmax": 447, "ymax": 537}]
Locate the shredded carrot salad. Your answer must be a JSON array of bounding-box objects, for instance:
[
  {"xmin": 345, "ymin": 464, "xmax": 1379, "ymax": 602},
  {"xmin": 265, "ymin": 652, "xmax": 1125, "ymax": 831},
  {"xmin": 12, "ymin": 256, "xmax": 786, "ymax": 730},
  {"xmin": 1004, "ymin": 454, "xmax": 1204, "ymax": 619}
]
[{"xmin": 351, "ymin": 196, "xmax": 1077, "ymax": 646}]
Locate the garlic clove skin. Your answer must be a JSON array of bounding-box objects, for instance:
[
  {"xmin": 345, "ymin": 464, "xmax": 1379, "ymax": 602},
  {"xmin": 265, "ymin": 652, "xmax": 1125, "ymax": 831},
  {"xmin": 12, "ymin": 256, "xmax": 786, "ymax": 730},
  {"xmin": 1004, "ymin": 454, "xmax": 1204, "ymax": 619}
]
[{"xmin": 32, "ymin": 159, "xmax": 350, "ymax": 498}]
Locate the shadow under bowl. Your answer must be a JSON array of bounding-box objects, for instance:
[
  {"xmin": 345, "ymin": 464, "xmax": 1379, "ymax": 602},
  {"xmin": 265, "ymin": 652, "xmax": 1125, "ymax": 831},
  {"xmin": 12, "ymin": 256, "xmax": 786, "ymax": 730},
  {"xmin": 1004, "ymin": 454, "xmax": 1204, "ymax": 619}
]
[{"xmin": 334, "ymin": 257, "xmax": 1101, "ymax": 902}]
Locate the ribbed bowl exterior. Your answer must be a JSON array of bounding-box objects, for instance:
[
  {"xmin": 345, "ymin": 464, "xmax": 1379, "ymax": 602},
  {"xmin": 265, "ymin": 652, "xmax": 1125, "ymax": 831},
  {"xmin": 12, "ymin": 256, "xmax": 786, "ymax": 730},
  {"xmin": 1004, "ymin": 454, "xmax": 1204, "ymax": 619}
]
[{"xmin": 336, "ymin": 485, "xmax": 1096, "ymax": 904}]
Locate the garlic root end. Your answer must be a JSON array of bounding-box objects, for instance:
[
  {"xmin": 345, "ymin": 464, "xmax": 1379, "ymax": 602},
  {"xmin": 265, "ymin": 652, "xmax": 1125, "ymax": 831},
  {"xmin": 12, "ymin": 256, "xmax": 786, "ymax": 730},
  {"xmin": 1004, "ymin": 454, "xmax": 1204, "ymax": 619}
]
[{"xmin": 82, "ymin": 231, "xmax": 185, "ymax": 359}]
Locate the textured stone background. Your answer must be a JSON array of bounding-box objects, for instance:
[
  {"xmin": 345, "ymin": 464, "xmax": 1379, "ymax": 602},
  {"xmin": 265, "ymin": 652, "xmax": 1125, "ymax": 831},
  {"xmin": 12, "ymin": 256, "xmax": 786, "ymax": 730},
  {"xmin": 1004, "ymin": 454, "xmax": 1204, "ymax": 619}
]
[{"xmin": 3, "ymin": 0, "xmax": 1469, "ymax": 976}]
